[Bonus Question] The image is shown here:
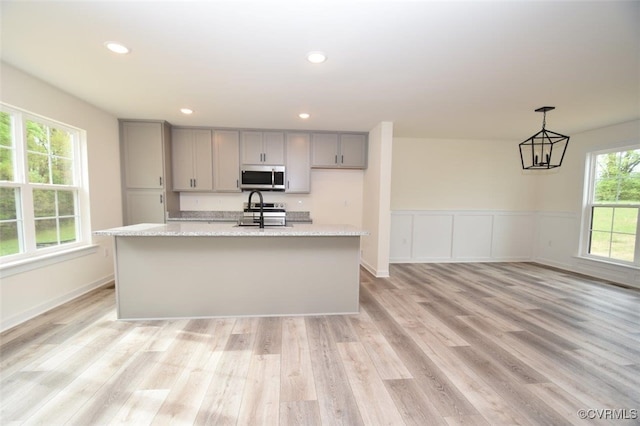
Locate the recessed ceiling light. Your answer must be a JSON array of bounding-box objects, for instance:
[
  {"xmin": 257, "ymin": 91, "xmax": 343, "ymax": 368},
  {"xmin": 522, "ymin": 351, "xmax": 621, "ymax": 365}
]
[
  {"xmin": 299, "ymin": 113, "xmax": 310, "ymax": 119},
  {"xmin": 104, "ymin": 41, "xmax": 130, "ymax": 54},
  {"xmin": 306, "ymin": 51, "xmax": 327, "ymax": 64},
  {"xmin": 180, "ymin": 108, "xmax": 194, "ymax": 115}
]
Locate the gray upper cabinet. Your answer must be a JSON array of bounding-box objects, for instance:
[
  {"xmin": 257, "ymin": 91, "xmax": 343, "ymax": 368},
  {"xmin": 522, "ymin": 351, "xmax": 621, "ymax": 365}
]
[
  {"xmin": 122, "ymin": 121, "xmax": 165, "ymax": 189},
  {"xmin": 285, "ymin": 133, "xmax": 311, "ymax": 193},
  {"xmin": 171, "ymin": 128, "xmax": 213, "ymax": 191},
  {"xmin": 241, "ymin": 131, "xmax": 285, "ymax": 165},
  {"xmin": 339, "ymin": 134, "xmax": 367, "ymax": 168},
  {"xmin": 120, "ymin": 120, "xmax": 179, "ymax": 224},
  {"xmin": 214, "ymin": 130, "xmax": 241, "ymax": 192},
  {"xmin": 311, "ymin": 133, "xmax": 367, "ymax": 169}
]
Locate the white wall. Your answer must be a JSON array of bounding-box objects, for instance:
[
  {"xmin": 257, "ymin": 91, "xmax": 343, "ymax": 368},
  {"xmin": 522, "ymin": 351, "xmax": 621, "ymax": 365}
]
[
  {"xmin": 389, "ymin": 122, "xmax": 640, "ymax": 288},
  {"xmin": 390, "ymin": 136, "xmax": 539, "ymax": 264},
  {"xmin": 0, "ymin": 63, "xmax": 122, "ymax": 330},
  {"xmin": 391, "ymin": 137, "xmax": 537, "ymax": 211},
  {"xmin": 534, "ymin": 119, "xmax": 640, "ymax": 287}
]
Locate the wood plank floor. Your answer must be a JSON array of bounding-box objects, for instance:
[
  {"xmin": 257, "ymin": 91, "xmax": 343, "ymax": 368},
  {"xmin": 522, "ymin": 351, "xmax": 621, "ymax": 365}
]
[{"xmin": 1, "ymin": 262, "xmax": 639, "ymax": 425}]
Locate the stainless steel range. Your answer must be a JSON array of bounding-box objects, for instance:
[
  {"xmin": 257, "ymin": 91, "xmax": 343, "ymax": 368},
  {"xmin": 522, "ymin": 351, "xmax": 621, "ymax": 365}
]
[{"xmin": 238, "ymin": 201, "xmax": 287, "ymax": 227}]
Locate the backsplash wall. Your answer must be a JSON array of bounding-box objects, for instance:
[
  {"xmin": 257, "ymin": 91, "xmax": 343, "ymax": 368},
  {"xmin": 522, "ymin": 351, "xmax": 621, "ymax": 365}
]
[{"xmin": 179, "ymin": 169, "xmax": 364, "ymax": 227}]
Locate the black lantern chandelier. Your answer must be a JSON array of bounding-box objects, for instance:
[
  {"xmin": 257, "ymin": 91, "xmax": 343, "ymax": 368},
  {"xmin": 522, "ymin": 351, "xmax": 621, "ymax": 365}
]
[{"xmin": 519, "ymin": 106, "xmax": 570, "ymax": 170}]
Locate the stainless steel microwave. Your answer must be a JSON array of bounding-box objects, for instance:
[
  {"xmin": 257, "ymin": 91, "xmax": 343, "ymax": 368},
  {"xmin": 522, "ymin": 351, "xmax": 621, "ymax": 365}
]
[{"xmin": 240, "ymin": 165, "xmax": 285, "ymax": 191}]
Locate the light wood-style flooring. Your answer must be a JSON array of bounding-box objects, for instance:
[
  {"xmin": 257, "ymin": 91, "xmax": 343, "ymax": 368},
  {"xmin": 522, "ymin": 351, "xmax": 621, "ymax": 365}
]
[{"xmin": 1, "ymin": 263, "xmax": 639, "ymax": 425}]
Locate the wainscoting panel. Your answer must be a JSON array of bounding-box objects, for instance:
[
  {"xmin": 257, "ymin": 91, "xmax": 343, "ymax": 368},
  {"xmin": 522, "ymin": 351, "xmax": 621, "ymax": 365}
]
[
  {"xmin": 452, "ymin": 214, "xmax": 493, "ymax": 260},
  {"xmin": 391, "ymin": 210, "xmax": 638, "ymax": 288},
  {"xmin": 413, "ymin": 214, "xmax": 453, "ymax": 260},
  {"xmin": 533, "ymin": 211, "xmax": 580, "ymax": 267},
  {"xmin": 389, "ymin": 213, "xmax": 413, "ymax": 260},
  {"xmin": 390, "ymin": 210, "xmax": 535, "ymax": 263},
  {"xmin": 492, "ymin": 213, "xmax": 536, "ymax": 259}
]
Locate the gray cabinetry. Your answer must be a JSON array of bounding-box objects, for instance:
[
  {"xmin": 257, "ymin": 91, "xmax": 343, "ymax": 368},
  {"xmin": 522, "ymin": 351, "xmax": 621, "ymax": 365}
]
[
  {"xmin": 285, "ymin": 133, "xmax": 311, "ymax": 193},
  {"xmin": 339, "ymin": 134, "xmax": 367, "ymax": 168},
  {"xmin": 241, "ymin": 131, "xmax": 285, "ymax": 165},
  {"xmin": 120, "ymin": 120, "xmax": 179, "ymax": 225},
  {"xmin": 171, "ymin": 128, "xmax": 213, "ymax": 191},
  {"xmin": 214, "ymin": 130, "xmax": 241, "ymax": 192},
  {"xmin": 311, "ymin": 133, "xmax": 367, "ymax": 169}
]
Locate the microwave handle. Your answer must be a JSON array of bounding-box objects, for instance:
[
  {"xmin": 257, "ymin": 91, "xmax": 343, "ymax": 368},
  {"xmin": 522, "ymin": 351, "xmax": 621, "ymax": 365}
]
[{"xmin": 271, "ymin": 169, "xmax": 275, "ymax": 187}]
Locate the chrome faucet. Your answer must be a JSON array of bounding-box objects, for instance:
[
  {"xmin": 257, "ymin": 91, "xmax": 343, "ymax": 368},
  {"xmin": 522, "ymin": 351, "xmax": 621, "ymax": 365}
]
[{"xmin": 247, "ymin": 190, "xmax": 264, "ymax": 228}]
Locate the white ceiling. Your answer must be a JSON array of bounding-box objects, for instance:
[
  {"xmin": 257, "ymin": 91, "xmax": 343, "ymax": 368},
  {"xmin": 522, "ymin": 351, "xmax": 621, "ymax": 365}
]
[{"xmin": 1, "ymin": 1, "xmax": 638, "ymax": 140}]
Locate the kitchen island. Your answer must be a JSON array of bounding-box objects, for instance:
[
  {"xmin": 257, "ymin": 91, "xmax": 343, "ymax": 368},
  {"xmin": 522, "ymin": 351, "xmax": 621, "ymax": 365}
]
[{"xmin": 95, "ymin": 222, "xmax": 368, "ymax": 319}]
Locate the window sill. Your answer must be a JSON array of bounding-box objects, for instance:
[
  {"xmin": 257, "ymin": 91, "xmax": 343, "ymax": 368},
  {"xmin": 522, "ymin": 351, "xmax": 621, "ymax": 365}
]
[{"xmin": 0, "ymin": 244, "xmax": 99, "ymax": 279}]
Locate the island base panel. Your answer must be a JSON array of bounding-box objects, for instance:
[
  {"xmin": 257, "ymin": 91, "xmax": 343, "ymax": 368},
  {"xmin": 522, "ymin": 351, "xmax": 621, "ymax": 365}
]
[{"xmin": 114, "ymin": 236, "xmax": 361, "ymax": 319}]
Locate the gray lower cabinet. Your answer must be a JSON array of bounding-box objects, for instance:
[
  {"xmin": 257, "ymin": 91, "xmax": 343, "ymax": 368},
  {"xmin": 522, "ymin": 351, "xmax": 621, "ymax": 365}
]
[
  {"xmin": 120, "ymin": 120, "xmax": 179, "ymax": 225},
  {"xmin": 311, "ymin": 133, "xmax": 367, "ymax": 169},
  {"xmin": 285, "ymin": 133, "xmax": 311, "ymax": 193},
  {"xmin": 214, "ymin": 130, "xmax": 241, "ymax": 192},
  {"xmin": 125, "ymin": 190, "xmax": 166, "ymax": 224}
]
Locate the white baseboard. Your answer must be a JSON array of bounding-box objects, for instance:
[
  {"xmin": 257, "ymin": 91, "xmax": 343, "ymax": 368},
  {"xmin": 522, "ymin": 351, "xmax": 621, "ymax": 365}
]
[
  {"xmin": 0, "ymin": 274, "xmax": 114, "ymax": 333},
  {"xmin": 361, "ymin": 260, "xmax": 390, "ymax": 278}
]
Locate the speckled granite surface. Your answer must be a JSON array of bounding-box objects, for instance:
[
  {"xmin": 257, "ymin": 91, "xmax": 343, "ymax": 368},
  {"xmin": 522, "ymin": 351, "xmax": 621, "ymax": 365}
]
[
  {"xmin": 167, "ymin": 210, "xmax": 313, "ymax": 223},
  {"xmin": 94, "ymin": 222, "xmax": 367, "ymax": 237}
]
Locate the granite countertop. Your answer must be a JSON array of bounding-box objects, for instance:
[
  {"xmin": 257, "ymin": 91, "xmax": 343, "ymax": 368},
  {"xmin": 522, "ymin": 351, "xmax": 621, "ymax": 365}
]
[
  {"xmin": 167, "ymin": 210, "xmax": 313, "ymax": 223},
  {"xmin": 94, "ymin": 222, "xmax": 368, "ymax": 237}
]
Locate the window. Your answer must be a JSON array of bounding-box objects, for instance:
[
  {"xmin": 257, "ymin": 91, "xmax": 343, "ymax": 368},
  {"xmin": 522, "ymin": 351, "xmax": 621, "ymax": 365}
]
[
  {"xmin": 583, "ymin": 147, "xmax": 640, "ymax": 266},
  {"xmin": 0, "ymin": 104, "xmax": 87, "ymax": 262}
]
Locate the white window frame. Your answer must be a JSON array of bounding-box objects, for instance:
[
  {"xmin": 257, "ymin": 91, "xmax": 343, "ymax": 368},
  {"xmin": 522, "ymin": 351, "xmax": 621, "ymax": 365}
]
[
  {"xmin": 580, "ymin": 144, "xmax": 640, "ymax": 267},
  {"xmin": 0, "ymin": 103, "xmax": 91, "ymax": 267}
]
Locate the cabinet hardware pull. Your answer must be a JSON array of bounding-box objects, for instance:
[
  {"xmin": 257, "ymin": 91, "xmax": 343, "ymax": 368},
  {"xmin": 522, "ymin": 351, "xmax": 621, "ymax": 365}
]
[
  {"xmin": 193, "ymin": 178, "xmax": 196, "ymax": 187},
  {"xmin": 335, "ymin": 154, "xmax": 338, "ymax": 164},
  {"xmin": 341, "ymin": 155, "xmax": 344, "ymax": 164},
  {"xmin": 160, "ymin": 194, "xmax": 163, "ymax": 204},
  {"xmin": 236, "ymin": 179, "xmax": 239, "ymax": 188},
  {"xmin": 159, "ymin": 176, "xmax": 163, "ymax": 186}
]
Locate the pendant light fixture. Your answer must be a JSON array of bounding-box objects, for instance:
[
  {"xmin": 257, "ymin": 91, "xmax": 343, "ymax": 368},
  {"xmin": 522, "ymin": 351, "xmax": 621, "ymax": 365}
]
[{"xmin": 519, "ymin": 106, "xmax": 570, "ymax": 169}]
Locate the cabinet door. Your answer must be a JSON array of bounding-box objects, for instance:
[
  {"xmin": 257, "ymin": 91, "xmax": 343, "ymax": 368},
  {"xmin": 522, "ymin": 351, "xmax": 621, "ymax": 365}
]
[
  {"xmin": 125, "ymin": 189, "xmax": 165, "ymax": 224},
  {"xmin": 193, "ymin": 130, "xmax": 213, "ymax": 190},
  {"xmin": 241, "ymin": 131, "xmax": 263, "ymax": 164},
  {"xmin": 311, "ymin": 133, "xmax": 339, "ymax": 168},
  {"xmin": 171, "ymin": 128, "xmax": 195, "ymax": 191},
  {"xmin": 263, "ymin": 132, "xmax": 285, "ymax": 165},
  {"xmin": 339, "ymin": 134, "xmax": 367, "ymax": 168},
  {"xmin": 285, "ymin": 133, "xmax": 310, "ymax": 193},
  {"xmin": 122, "ymin": 122, "xmax": 164, "ymax": 188},
  {"xmin": 214, "ymin": 130, "xmax": 241, "ymax": 192}
]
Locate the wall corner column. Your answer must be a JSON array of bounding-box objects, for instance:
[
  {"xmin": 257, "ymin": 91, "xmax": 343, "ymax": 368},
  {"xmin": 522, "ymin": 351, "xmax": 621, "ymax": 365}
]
[{"xmin": 361, "ymin": 121, "xmax": 393, "ymax": 277}]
